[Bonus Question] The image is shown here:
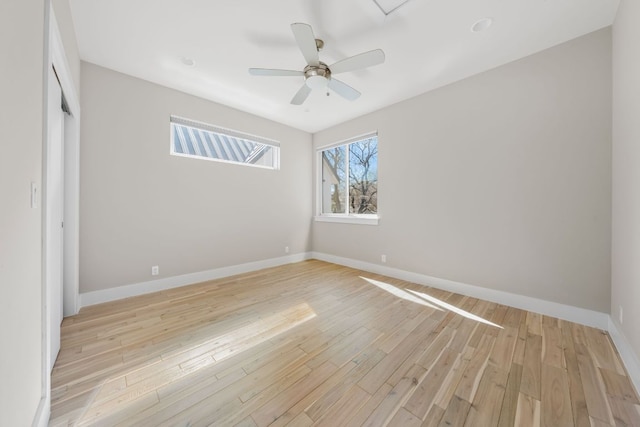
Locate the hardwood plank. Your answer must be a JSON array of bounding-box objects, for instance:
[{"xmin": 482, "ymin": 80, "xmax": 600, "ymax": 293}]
[
  {"xmin": 169, "ymin": 358, "xmax": 312, "ymax": 426},
  {"xmin": 487, "ymin": 304, "xmax": 509, "ymax": 337},
  {"xmin": 512, "ymin": 322, "xmax": 527, "ymax": 365},
  {"xmin": 503, "ymin": 306, "xmax": 526, "ymax": 329},
  {"xmin": 583, "ymin": 327, "xmax": 625, "ymax": 375},
  {"xmin": 77, "ymin": 389, "xmax": 160, "ymax": 427},
  {"xmin": 306, "ymin": 326, "xmax": 382, "ymax": 370},
  {"xmin": 562, "ymin": 321, "xmax": 591, "ymax": 427},
  {"xmin": 541, "ymin": 325, "xmax": 564, "ymax": 368},
  {"xmin": 314, "ymin": 384, "xmax": 371, "ymax": 427},
  {"xmin": 250, "ymin": 360, "xmax": 338, "ymax": 426},
  {"xmin": 438, "ymin": 394, "xmax": 471, "ymax": 427},
  {"xmin": 588, "ymin": 416, "xmax": 613, "ymax": 427},
  {"xmin": 497, "ymin": 363, "xmax": 523, "ymax": 427},
  {"xmin": 415, "ymin": 326, "xmax": 456, "ymax": 372},
  {"xmin": 378, "ymin": 310, "xmax": 431, "ymax": 353},
  {"xmin": 540, "ymin": 363, "xmax": 572, "ymax": 427},
  {"xmin": 358, "ymin": 317, "xmax": 437, "ymax": 394},
  {"xmin": 404, "ymin": 348, "xmax": 460, "ymax": 418},
  {"xmin": 362, "ymin": 364, "xmax": 426, "ymax": 427},
  {"xmin": 490, "ymin": 326, "xmax": 518, "ymax": 368},
  {"xmin": 432, "ymin": 345, "xmax": 472, "ymax": 410},
  {"xmin": 346, "ymin": 383, "xmax": 393, "ymax": 427},
  {"xmin": 515, "ymin": 392, "xmax": 541, "ymax": 427},
  {"xmin": 463, "ymin": 363, "xmax": 509, "ymax": 426},
  {"xmin": 453, "ymin": 333, "xmax": 495, "ymax": 403},
  {"xmin": 120, "ymin": 368, "xmax": 246, "ymax": 426},
  {"xmin": 388, "ymin": 407, "xmax": 423, "ymax": 427},
  {"xmin": 599, "ymin": 367, "xmax": 640, "ymax": 403},
  {"xmin": 607, "ymin": 395, "xmax": 640, "ymax": 426},
  {"xmin": 384, "ymin": 320, "xmax": 448, "ymax": 387},
  {"xmin": 163, "ymin": 396, "xmax": 243, "ymax": 427},
  {"xmin": 468, "ymin": 308, "xmax": 494, "ymax": 333},
  {"xmin": 423, "ymin": 404, "xmax": 446, "ymax": 427},
  {"xmin": 235, "ymin": 416, "xmax": 259, "ymax": 427},
  {"xmin": 448, "ymin": 318, "xmax": 479, "ymax": 354},
  {"xmin": 521, "ymin": 332, "xmax": 542, "ymax": 399},
  {"xmin": 304, "ymin": 348, "xmax": 385, "ymax": 421},
  {"xmin": 266, "ymin": 360, "xmax": 367, "ymax": 427},
  {"xmin": 283, "ymin": 412, "xmax": 313, "ymax": 427},
  {"xmin": 576, "ymin": 347, "xmax": 615, "ymax": 425},
  {"xmin": 542, "ymin": 315, "xmax": 559, "ymax": 328},
  {"xmin": 526, "ymin": 312, "xmax": 543, "ymax": 336}
]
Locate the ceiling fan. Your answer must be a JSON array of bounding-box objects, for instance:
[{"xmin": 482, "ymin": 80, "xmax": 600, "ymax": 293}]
[{"xmin": 249, "ymin": 23, "xmax": 385, "ymax": 105}]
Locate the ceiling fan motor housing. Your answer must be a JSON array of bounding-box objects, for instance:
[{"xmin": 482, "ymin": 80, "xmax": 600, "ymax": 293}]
[{"xmin": 304, "ymin": 63, "xmax": 331, "ymax": 89}]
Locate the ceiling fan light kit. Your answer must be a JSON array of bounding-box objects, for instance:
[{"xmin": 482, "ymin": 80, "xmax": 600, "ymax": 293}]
[
  {"xmin": 304, "ymin": 63, "xmax": 330, "ymax": 89},
  {"xmin": 249, "ymin": 23, "xmax": 385, "ymax": 105}
]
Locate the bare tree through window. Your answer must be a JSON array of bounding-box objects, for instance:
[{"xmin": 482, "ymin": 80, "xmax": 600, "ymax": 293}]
[
  {"xmin": 322, "ymin": 146, "xmax": 346, "ymax": 213},
  {"xmin": 349, "ymin": 138, "xmax": 378, "ymax": 214},
  {"xmin": 320, "ymin": 135, "xmax": 378, "ymax": 215}
]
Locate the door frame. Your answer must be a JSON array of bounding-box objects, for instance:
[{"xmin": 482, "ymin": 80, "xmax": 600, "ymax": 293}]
[
  {"xmin": 49, "ymin": 4, "xmax": 81, "ymax": 318},
  {"xmin": 46, "ymin": 64, "xmax": 64, "ymax": 373},
  {"xmin": 35, "ymin": 4, "xmax": 81, "ymax": 426}
]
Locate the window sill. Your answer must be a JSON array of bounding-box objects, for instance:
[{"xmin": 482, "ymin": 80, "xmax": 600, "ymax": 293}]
[{"xmin": 314, "ymin": 215, "xmax": 379, "ymax": 225}]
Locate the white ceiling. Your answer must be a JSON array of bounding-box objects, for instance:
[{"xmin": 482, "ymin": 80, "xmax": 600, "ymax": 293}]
[{"xmin": 69, "ymin": 0, "xmax": 619, "ymax": 133}]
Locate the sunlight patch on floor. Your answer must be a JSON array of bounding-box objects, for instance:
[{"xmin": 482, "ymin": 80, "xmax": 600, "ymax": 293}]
[
  {"xmin": 405, "ymin": 288, "xmax": 502, "ymax": 328},
  {"xmin": 76, "ymin": 302, "xmax": 316, "ymax": 424},
  {"xmin": 360, "ymin": 276, "xmax": 442, "ymax": 310},
  {"xmin": 361, "ymin": 276, "xmax": 502, "ymax": 329}
]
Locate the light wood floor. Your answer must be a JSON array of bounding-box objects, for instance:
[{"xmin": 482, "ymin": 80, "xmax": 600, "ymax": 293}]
[{"xmin": 50, "ymin": 260, "xmax": 639, "ymax": 426}]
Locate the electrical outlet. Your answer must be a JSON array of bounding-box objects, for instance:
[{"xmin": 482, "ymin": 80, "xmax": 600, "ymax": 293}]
[
  {"xmin": 285, "ymin": 246, "xmax": 290, "ymax": 254},
  {"xmin": 381, "ymin": 254, "xmax": 387, "ymax": 263},
  {"xmin": 619, "ymin": 306, "xmax": 623, "ymax": 324},
  {"xmin": 151, "ymin": 265, "xmax": 159, "ymax": 276}
]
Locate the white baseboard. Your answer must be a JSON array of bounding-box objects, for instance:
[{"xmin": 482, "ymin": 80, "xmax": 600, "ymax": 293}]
[
  {"xmin": 77, "ymin": 250, "xmax": 638, "ymax": 394},
  {"xmin": 310, "ymin": 252, "xmax": 610, "ymax": 330},
  {"xmin": 31, "ymin": 394, "xmax": 49, "ymax": 427},
  {"xmin": 80, "ymin": 251, "xmax": 608, "ymax": 328},
  {"xmin": 79, "ymin": 252, "xmax": 312, "ymax": 308},
  {"xmin": 608, "ymin": 318, "xmax": 640, "ymax": 394}
]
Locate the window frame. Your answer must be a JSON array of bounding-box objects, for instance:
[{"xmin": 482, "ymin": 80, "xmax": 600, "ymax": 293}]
[
  {"xmin": 315, "ymin": 131, "xmax": 379, "ymax": 226},
  {"xmin": 169, "ymin": 115, "xmax": 280, "ymax": 170}
]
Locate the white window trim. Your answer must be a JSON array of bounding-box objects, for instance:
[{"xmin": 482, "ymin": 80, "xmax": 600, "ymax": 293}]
[
  {"xmin": 170, "ymin": 150, "xmax": 279, "ymax": 170},
  {"xmin": 315, "ymin": 131, "xmax": 379, "ymax": 225},
  {"xmin": 171, "ymin": 115, "xmax": 280, "ymax": 147},
  {"xmin": 314, "ymin": 214, "xmax": 379, "ymax": 225}
]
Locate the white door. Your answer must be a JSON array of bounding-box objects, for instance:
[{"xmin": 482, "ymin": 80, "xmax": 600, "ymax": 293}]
[{"xmin": 46, "ymin": 66, "xmax": 65, "ymax": 372}]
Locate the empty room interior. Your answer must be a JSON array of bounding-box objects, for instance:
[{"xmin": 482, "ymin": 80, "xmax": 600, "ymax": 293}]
[{"xmin": 3, "ymin": 0, "xmax": 640, "ymax": 425}]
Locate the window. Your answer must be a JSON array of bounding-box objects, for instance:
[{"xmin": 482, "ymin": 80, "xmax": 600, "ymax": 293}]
[
  {"xmin": 170, "ymin": 116, "xmax": 280, "ymax": 169},
  {"xmin": 317, "ymin": 132, "xmax": 378, "ymax": 224}
]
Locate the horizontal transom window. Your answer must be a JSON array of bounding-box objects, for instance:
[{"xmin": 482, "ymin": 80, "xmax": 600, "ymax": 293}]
[{"xmin": 170, "ymin": 116, "xmax": 280, "ymax": 169}]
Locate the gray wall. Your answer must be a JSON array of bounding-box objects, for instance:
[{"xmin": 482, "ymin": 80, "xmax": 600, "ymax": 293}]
[
  {"xmin": 612, "ymin": 0, "xmax": 640, "ymax": 360},
  {"xmin": 80, "ymin": 63, "xmax": 312, "ymax": 292},
  {"xmin": 312, "ymin": 28, "xmax": 612, "ymax": 313},
  {"xmin": 0, "ymin": 0, "xmax": 46, "ymax": 424}
]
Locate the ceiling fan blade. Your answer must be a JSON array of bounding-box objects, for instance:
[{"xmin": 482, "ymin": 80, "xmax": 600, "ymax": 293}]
[
  {"xmin": 249, "ymin": 68, "xmax": 303, "ymax": 77},
  {"xmin": 291, "ymin": 23, "xmax": 320, "ymax": 66},
  {"xmin": 291, "ymin": 84, "xmax": 312, "ymax": 105},
  {"xmin": 327, "ymin": 78, "xmax": 361, "ymax": 101},
  {"xmin": 329, "ymin": 49, "xmax": 385, "ymax": 74}
]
